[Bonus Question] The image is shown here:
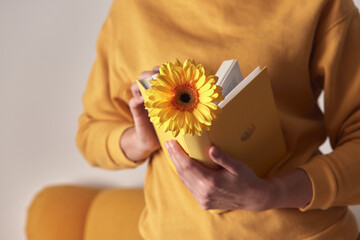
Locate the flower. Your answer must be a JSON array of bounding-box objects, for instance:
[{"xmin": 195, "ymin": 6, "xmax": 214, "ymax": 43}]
[{"xmin": 144, "ymin": 59, "xmax": 224, "ymax": 137}]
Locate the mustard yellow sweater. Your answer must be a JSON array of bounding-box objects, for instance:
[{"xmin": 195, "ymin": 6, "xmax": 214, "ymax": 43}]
[{"xmin": 76, "ymin": 0, "xmax": 360, "ymax": 239}]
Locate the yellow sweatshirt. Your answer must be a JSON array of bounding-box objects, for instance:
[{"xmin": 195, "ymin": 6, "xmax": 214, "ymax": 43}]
[{"xmin": 76, "ymin": 0, "xmax": 360, "ymax": 239}]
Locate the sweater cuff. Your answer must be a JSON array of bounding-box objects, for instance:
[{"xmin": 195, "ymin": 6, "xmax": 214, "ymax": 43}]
[
  {"xmin": 107, "ymin": 124, "xmax": 146, "ymax": 168},
  {"xmin": 297, "ymin": 155, "xmax": 338, "ymax": 211}
]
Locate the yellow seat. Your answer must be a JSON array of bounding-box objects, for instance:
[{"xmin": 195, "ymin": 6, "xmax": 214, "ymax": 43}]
[{"xmin": 26, "ymin": 185, "xmax": 145, "ymax": 240}]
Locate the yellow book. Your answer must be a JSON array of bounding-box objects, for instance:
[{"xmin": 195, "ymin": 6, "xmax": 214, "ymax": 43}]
[
  {"xmin": 137, "ymin": 60, "xmax": 286, "ymax": 214},
  {"xmin": 136, "ymin": 60, "xmax": 286, "ymax": 178}
]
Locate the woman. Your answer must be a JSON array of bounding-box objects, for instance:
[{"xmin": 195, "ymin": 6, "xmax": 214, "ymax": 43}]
[{"xmin": 76, "ymin": 0, "xmax": 360, "ymax": 238}]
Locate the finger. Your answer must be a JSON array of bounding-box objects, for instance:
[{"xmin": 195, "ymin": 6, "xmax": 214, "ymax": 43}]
[
  {"xmin": 128, "ymin": 96, "xmax": 150, "ymax": 126},
  {"xmin": 209, "ymin": 145, "xmax": 239, "ymax": 174},
  {"xmin": 139, "ymin": 70, "xmax": 158, "ymax": 81},
  {"xmin": 165, "ymin": 140, "xmax": 212, "ymax": 177},
  {"xmin": 152, "ymin": 66, "xmax": 160, "ymax": 72},
  {"xmin": 166, "ymin": 141, "xmax": 215, "ymax": 196},
  {"xmin": 131, "ymin": 82, "xmax": 141, "ymax": 97},
  {"xmin": 165, "ymin": 140, "xmax": 190, "ymax": 169}
]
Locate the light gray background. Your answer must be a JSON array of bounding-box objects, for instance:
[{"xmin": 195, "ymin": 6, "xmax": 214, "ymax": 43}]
[{"xmin": 1, "ymin": 1, "xmax": 360, "ymax": 239}]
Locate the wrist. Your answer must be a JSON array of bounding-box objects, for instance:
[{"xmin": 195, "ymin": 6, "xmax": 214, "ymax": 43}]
[
  {"xmin": 263, "ymin": 169, "xmax": 313, "ymax": 210},
  {"xmin": 250, "ymin": 178, "xmax": 282, "ymax": 211},
  {"xmin": 120, "ymin": 126, "xmax": 152, "ymax": 162},
  {"xmin": 263, "ymin": 177, "xmax": 286, "ymax": 210},
  {"xmin": 135, "ymin": 140, "xmax": 154, "ymax": 160}
]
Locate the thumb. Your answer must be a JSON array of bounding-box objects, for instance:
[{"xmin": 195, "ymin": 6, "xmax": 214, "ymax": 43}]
[
  {"xmin": 129, "ymin": 96, "xmax": 146, "ymax": 117},
  {"xmin": 209, "ymin": 145, "xmax": 239, "ymax": 174},
  {"xmin": 129, "ymin": 96, "xmax": 151, "ymax": 127}
]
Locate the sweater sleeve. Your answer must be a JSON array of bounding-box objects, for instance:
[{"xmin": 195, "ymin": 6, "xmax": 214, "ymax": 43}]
[
  {"xmin": 298, "ymin": 6, "xmax": 360, "ymax": 211},
  {"xmin": 75, "ymin": 1, "xmax": 146, "ymax": 170}
]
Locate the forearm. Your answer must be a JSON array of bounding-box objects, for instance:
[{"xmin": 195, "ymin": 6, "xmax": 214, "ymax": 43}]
[
  {"xmin": 120, "ymin": 126, "xmax": 153, "ymax": 162},
  {"xmin": 266, "ymin": 168, "xmax": 313, "ymax": 210}
]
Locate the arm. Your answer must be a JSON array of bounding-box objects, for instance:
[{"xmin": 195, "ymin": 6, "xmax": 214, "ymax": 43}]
[
  {"xmin": 76, "ymin": 2, "xmax": 159, "ymax": 169},
  {"xmin": 297, "ymin": 5, "xmax": 360, "ymax": 211},
  {"xmin": 120, "ymin": 72, "xmax": 161, "ymax": 162}
]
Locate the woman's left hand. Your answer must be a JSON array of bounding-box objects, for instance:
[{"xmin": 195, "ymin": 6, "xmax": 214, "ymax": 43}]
[{"xmin": 164, "ymin": 140, "xmax": 274, "ymax": 211}]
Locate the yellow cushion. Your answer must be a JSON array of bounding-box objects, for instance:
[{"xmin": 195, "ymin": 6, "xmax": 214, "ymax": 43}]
[
  {"xmin": 84, "ymin": 188, "xmax": 145, "ymax": 240},
  {"xmin": 26, "ymin": 185, "xmax": 100, "ymax": 240}
]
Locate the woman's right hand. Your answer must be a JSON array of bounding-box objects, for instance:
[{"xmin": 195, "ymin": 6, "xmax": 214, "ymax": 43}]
[{"xmin": 120, "ymin": 66, "xmax": 161, "ymax": 162}]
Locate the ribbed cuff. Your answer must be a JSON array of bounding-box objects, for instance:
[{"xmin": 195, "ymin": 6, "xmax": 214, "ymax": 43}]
[
  {"xmin": 297, "ymin": 155, "xmax": 338, "ymax": 211},
  {"xmin": 107, "ymin": 124, "xmax": 146, "ymax": 168}
]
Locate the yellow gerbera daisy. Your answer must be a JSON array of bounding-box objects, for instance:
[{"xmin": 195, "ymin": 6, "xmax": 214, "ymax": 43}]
[{"xmin": 144, "ymin": 59, "xmax": 224, "ymax": 137}]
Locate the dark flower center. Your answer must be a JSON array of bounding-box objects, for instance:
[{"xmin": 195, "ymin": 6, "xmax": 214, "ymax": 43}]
[
  {"xmin": 171, "ymin": 83, "xmax": 199, "ymax": 112},
  {"xmin": 180, "ymin": 93, "xmax": 191, "ymax": 103}
]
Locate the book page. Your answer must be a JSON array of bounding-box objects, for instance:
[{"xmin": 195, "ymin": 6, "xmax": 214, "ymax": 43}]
[
  {"xmin": 139, "ymin": 73, "xmax": 157, "ymax": 89},
  {"xmin": 218, "ymin": 67, "xmax": 261, "ymax": 108},
  {"xmin": 215, "ymin": 60, "xmax": 243, "ymax": 97}
]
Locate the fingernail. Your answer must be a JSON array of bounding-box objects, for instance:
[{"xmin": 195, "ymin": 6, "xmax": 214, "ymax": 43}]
[
  {"xmin": 164, "ymin": 141, "xmax": 169, "ymax": 149},
  {"xmin": 168, "ymin": 140, "xmax": 175, "ymax": 148}
]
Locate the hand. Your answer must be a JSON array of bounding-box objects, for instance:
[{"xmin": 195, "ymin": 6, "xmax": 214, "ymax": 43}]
[
  {"xmin": 120, "ymin": 66, "xmax": 161, "ymax": 162},
  {"xmin": 165, "ymin": 140, "xmax": 270, "ymax": 211},
  {"xmin": 164, "ymin": 140, "xmax": 313, "ymax": 211}
]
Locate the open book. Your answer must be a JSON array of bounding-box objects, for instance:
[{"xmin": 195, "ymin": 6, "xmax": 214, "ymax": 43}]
[{"xmin": 137, "ymin": 60, "xmax": 286, "ymax": 178}]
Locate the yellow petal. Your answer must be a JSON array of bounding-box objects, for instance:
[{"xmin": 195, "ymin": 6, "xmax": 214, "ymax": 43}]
[
  {"xmin": 162, "ymin": 119, "xmax": 171, "ymax": 131},
  {"xmin": 150, "ymin": 116, "xmax": 159, "ymax": 124},
  {"xmin": 180, "ymin": 126, "xmax": 187, "ymax": 135},
  {"xmin": 193, "ymin": 68, "xmax": 200, "ymax": 81},
  {"xmin": 203, "ymin": 125, "xmax": 211, "ymax": 131},
  {"xmin": 207, "ymin": 75, "xmax": 218, "ymax": 84},
  {"xmin": 154, "ymin": 101, "xmax": 169, "ymax": 108},
  {"xmin": 152, "ymin": 93, "xmax": 172, "ymax": 101},
  {"xmin": 210, "ymin": 111, "xmax": 217, "ymax": 119},
  {"xmin": 183, "ymin": 59, "xmax": 191, "ymax": 70},
  {"xmin": 196, "ymin": 103, "xmax": 211, "ymax": 116},
  {"xmin": 153, "ymin": 75, "xmax": 174, "ymax": 88},
  {"xmin": 159, "ymin": 109, "xmax": 172, "ymax": 122},
  {"xmin": 205, "ymin": 69, "xmax": 213, "ymax": 76},
  {"xmin": 160, "ymin": 64, "xmax": 170, "ymax": 76},
  {"xmin": 144, "ymin": 101, "xmax": 152, "ymax": 108},
  {"xmin": 154, "ymin": 85, "xmax": 171, "ymax": 93},
  {"xmin": 203, "ymin": 120, "xmax": 212, "ymax": 126},
  {"xmin": 203, "ymin": 102, "xmax": 218, "ymax": 111},
  {"xmin": 199, "ymin": 96, "xmax": 212, "ymax": 102},
  {"xmin": 185, "ymin": 64, "xmax": 194, "ymax": 81},
  {"xmin": 148, "ymin": 108, "xmax": 160, "ymax": 117},
  {"xmin": 193, "ymin": 108, "xmax": 205, "ymax": 124},
  {"xmin": 197, "ymin": 65, "xmax": 205, "ymax": 76},
  {"xmin": 173, "ymin": 129, "xmax": 180, "ymax": 137},
  {"xmin": 177, "ymin": 111, "xmax": 185, "ymax": 128},
  {"xmin": 193, "ymin": 120, "xmax": 202, "ymax": 131},
  {"xmin": 184, "ymin": 111, "xmax": 191, "ymax": 125},
  {"xmin": 200, "ymin": 89, "xmax": 215, "ymax": 97},
  {"xmin": 183, "ymin": 123, "xmax": 189, "ymax": 134},
  {"xmin": 148, "ymin": 94, "xmax": 156, "ymax": 101},
  {"xmin": 214, "ymin": 85, "xmax": 223, "ymax": 92},
  {"xmin": 211, "ymin": 93, "xmax": 224, "ymax": 102},
  {"xmin": 195, "ymin": 129, "xmax": 202, "ymax": 136},
  {"xmin": 196, "ymin": 64, "xmax": 204, "ymax": 72},
  {"xmin": 195, "ymin": 75, "xmax": 206, "ymax": 89},
  {"xmin": 199, "ymin": 82, "xmax": 212, "ymax": 93},
  {"xmin": 173, "ymin": 58, "xmax": 182, "ymax": 67}
]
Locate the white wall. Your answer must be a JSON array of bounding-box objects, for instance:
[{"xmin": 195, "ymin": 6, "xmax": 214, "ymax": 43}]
[
  {"xmin": 0, "ymin": 1, "xmax": 147, "ymax": 240},
  {"xmin": 0, "ymin": 1, "xmax": 359, "ymax": 240}
]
